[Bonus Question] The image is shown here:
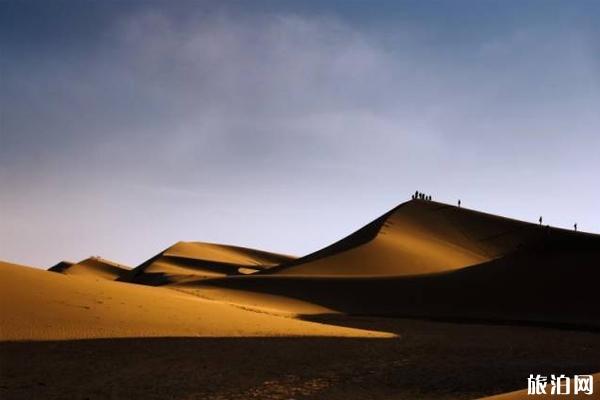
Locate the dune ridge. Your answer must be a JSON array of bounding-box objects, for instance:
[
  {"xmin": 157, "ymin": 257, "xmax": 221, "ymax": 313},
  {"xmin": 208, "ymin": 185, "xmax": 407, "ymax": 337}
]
[
  {"xmin": 119, "ymin": 241, "xmax": 296, "ymax": 285},
  {"xmin": 49, "ymin": 256, "xmax": 130, "ymax": 280},
  {"xmin": 175, "ymin": 200, "xmax": 600, "ymax": 327},
  {"xmin": 264, "ymin": 199, "xmax": 583, "ymax": 276}
]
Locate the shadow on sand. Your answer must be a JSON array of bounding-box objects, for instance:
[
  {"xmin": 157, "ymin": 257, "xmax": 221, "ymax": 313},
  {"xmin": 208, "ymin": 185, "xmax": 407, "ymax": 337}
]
[{"xmin": 2, "ymin": 318, "xmax": 600, "ymax": 400}]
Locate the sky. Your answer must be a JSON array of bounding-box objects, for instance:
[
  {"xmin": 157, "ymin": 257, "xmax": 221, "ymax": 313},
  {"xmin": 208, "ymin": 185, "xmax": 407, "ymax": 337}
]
[{"xmin": 1, "ymin": 0, "xmax": 599, "ymax": 268}]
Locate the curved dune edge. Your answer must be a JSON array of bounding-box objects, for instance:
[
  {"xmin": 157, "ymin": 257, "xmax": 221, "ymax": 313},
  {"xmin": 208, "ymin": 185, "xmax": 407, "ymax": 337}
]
[
  {"xmin": 120, "ymin": 241, "xmax": 297, "ymax": 284},
  {"xmin": 477, "ymin": 373, "xmax": 600, "ymax": 399},
  {"xmin": 265, "ymin": 199, "xmax": 590, "ymax": 277},
  {"xmin": 0, "ymin": 261, "xmax": 393, "ymax": 341},
  {"xmin": 49, "ymin": 256, "xmax": 130, "ymax": 281},
  {"xmin": 192, "ymin": 235, "xmax": 600, "ymax": 328}
]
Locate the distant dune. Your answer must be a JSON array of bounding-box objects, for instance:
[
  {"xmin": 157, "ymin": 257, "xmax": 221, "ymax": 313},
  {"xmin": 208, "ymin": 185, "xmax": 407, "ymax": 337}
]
[
  {"xmin": 119, "ymin": 241, "xmax": 296, "ymax": 285},
  {"xmin": 49, "ymin": 256, "xmax": 130, "ymax": 280}
]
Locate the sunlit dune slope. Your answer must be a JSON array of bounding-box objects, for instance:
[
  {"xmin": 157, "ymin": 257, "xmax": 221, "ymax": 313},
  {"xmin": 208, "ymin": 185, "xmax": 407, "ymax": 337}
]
[
  {"xmin": 193, "ymin": 217, "xmax": 600, "ymax": 327},
  {"xmin": 265, "ymin": 199, "xmax": 584, "ymax": 276},
  {"xmin": 196, "ymin": 240, "xmax": 600, "ymax": 326},
  {"xmin": 0, "ymin": 261, "xmax": 391, "ymax": 341},
  {"xmin": 478, "ymin": 373, "xmax": 600, "ymax": 399},
  {"xmin": 49, "ymin": 256, "xmax": 130, "ymax": 280},
  {"xmin": 120, "ymin": 241, "xmax": 296, "ymax": 285}
]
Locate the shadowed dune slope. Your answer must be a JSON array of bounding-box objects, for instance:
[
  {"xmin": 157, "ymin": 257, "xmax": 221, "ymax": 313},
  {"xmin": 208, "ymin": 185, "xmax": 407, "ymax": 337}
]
[
  {"xmin": 190, "ymin": 225, "xmax": 600, "ymax": 327},
  {"xmin": 120, "ymin": 241, "xmax": 296, "ymax": 285},
  {"xmin": 49, "ymin": 257, "xmax": 130, "ymax": 280},
  {"xmin": 0, "ymin": 261, "xmax": 391, "ymax": 341},
  {"xmin": 264, "ymin": 199, "xmax": 582, "ymax": 276}
]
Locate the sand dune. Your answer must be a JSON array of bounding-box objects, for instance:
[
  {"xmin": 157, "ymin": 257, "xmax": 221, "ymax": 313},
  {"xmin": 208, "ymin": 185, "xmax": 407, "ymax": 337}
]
[
  {"xmin": 182, "ymin": 200, "xmax": 600, "ymax": 327},
  {"xmin": 0, "ymin": 261, "xmax": 391, "ymax": 341},
  {"xmin": 264, "ymin": 200, "xmax": 583, "ymax": 276},
  {"xmin": 2, "ymin": 198, "xmax": 600, "ymax": 399},
  {"xmin": 121, "ymin": 241, "xmax": 296, "ymax": 285},
  {"xmin": 194, "ymin": 239, "xmax": 600, "ymax": 327},
  {"xmin": 48, "ymin": 256, "xmax": 130, "ymax": 280}
]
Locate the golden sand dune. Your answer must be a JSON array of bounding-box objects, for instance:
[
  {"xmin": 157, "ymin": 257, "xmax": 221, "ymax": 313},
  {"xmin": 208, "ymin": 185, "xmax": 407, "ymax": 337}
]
[
  {"xmin": 2, "ymin": 199, "xmax": 600, "ymax": 400},
  {"xmin": 121, "ymin": 241, "xmax": 295, "ymax": 285},
  {"xmin": 0, "ymin": 261, "xmax": 391, "ymax": 341},
  {"xmin": 196, "ymin": 239, "xmax": 600, "ymax": 327},
  {"xmin": 186, "ymin": 200, "xmax": 600, "ymax": 327},
  {"xmin": 478, "ymin": 373, "xmax": 600, "ymax": 399},
  {"xmin": 265, "ymin": 199, "xmax": 578, "ymax": 276},
  {"xmin": 48, "ymin": 256, "xmax": 130, "ymax": 280}
]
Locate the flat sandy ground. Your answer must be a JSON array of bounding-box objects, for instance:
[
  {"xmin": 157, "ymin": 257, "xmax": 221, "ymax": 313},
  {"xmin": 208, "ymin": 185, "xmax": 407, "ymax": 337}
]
[{"xmin": 2, "ymin": 317, "xmax": 599, "ymax": 400}]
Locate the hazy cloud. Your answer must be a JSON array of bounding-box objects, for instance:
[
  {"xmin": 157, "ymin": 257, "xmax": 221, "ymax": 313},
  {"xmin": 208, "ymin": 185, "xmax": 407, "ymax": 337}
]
[{"xmin": 1, "ymin": 2, "xmax": 599, "ymax": 266}]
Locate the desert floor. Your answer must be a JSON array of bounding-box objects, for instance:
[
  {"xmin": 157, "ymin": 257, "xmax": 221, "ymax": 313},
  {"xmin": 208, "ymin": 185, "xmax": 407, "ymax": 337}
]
[{"xmin": 2, "ymin": 316, "xmax": 600, "ymax": 400}]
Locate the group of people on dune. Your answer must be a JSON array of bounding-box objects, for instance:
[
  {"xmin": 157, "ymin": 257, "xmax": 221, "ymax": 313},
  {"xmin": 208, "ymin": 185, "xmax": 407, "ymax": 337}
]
[{"xmin": 412, "ymin": 191, "xmax": 432, "ymax": 201}]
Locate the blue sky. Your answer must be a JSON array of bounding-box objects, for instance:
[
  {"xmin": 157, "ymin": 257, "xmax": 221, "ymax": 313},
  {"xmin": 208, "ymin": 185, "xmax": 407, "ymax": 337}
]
[{"xmin": 1, "ymin": 1, "xmax": 599, "ymax": 267}]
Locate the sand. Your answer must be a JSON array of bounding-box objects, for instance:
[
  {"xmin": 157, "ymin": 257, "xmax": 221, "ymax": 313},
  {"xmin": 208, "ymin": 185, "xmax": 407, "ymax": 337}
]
[
  {"xmin": 120, "ymin": 241, "xmax": 296, "ymax": 284},
  {"xmin": 2, "ymin": 318, "xmax": 599, "ymax": 399},
  {"xmin": 265, "ymin": 200, "xmax": 586, "ymax": 276},
  {"xmin": 48, "ymin": 256, "xmax": 130, "ymax": 280},
  {"xmin": 0, "ymin": 261, "xmax": 391, "ymax": 341},
  {"xmin": 181, "ymin": 200, "xmax": 600, "ymax": 328},
  {"xmin": 2, "ymin": 199, "xmax": 599, "ymax": 399}
]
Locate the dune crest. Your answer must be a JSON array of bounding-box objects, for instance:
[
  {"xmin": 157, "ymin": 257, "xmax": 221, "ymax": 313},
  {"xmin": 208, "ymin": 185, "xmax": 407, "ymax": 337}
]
[
  {"xmin": 265, "ymin": 199, "xmax": 578, "ymax": 276},
  {"xmin": 181, "ymin": 200, "xmax": 600, "ymax": 328},
  {"xmin": 120, "ymin": 241, "xmax": 296, "ymax": 285},
  {"xmin": 49, "ymin": 256, "xmax": 130, "ymax": 280}
]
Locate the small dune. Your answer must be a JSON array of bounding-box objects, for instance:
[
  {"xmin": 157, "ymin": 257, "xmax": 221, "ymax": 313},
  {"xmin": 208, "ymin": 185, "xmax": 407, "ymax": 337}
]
[
  {"xmin": 48, "ymin": 256, "xmax": 130, "ymax": 280},
  {"xmin": 120, "ymin": 241, "xmax": 296, "ymax": 285}
]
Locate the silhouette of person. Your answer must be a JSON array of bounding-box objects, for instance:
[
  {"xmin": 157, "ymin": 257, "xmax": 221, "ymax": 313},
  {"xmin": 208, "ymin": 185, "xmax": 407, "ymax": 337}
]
[
  {"xmin": 574, "ymin": 223, "xmax": 578, "ymax": 231},
  {"xmin": 458, "ymin": 199, "xmax": 461, "ymax": 208},
  {"xmin": 539, "ymin": 216, "xmax": 543, "ymax": 226}
]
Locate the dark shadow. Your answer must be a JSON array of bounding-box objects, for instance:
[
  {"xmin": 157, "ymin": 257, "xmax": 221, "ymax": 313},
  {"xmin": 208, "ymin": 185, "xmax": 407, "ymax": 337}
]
[{"xmin": 2, "ymin": 323, "xmax": 600, "ymax": 400}]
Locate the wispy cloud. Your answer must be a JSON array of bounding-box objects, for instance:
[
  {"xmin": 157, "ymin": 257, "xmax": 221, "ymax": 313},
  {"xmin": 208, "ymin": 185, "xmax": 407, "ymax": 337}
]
[{"xmin": 1, "ymin": 3, "xmax": 599, "ymax": 266}]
